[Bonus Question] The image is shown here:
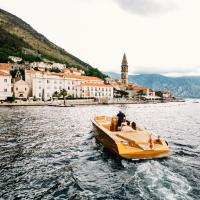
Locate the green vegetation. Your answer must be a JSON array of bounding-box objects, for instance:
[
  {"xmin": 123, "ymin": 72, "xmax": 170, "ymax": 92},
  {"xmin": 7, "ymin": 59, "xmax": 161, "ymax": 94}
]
[
  {"xmin": 137, "ymin": 90, "xmax": 145, "ymax": 96},
  {"xmin": 49, "ymin": 68, "xmax": 61, "ymax": 73},
  {"xmin": 52, "ymin": 89, "xmax": 68, "ymax": 99},
  {"xmin": 85, "ymin": 67, "xmax": 106, "ymax": 79},
  {"xmin": 114, "ymin": 89, "xmax": 129, "ymax": 98},
  {"xmin": 10, "ymin": 69, "xmax": 25, "ymax": 80},
  {"xmin": 0, "ymin": 9, "xmax": 106, "ymax": 79},
  {"xmin": 155, "ymin": 91, "xmax": 163, "ymax": 98}
]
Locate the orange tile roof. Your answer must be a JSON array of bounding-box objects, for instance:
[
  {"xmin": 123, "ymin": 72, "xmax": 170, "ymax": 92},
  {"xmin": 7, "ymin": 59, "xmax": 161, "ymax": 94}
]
[
  {"xmin": 132, "ymin": 86, "xmax": 148, "ymax": 90},
  {"xmin": 0, "ymin": 63, "xmax": 11, "ymax": 69},
  {"xmin": 26, "ymin": 70, "xmax": 103, "ymax": 81},
  {"xmin": 0, "ymin": 71, "xmax": 10, "ymax": 76},
  {"xmin": 79, "ymin": 83, "xmax": 112, "ymax": 87},
  {"xmin": 62, "ymin": 73, "xmax": 102, "ymax": 81}
]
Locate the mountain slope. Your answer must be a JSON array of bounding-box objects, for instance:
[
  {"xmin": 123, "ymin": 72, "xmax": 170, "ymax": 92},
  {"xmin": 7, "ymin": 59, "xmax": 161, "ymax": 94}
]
[
  {"xmin": 0, "ymin": 8, "xmax": 105, "ymax": 78},
  {"xmin": 106, "ymin": 72, "xmax": 200, "ymax": 98}
]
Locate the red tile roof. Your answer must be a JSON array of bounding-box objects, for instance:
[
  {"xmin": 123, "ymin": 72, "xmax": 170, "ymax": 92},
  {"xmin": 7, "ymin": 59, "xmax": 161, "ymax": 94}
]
[
  {"xmin": 0, "ymin": 63, "xmax": 11, "ymax": 70},
  {"xmin": 79, "ymin": 83, "xmax": 112, "ymax": 87},
  {"xmin": 0, "ymin": 71, "xmax": 10, "ymax": 76}
]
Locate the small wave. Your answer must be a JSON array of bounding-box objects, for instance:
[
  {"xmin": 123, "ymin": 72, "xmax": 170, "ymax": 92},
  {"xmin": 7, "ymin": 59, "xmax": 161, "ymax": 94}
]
[{"xmin": 124, "ymin": 161, "xmax": 192, "ymax": 200}]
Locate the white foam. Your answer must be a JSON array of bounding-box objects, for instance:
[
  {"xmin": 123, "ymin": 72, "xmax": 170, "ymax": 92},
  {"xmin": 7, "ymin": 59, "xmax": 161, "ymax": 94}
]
[{"xmin": 131, "ymin": 161, "xmax": 192, "ymax": 200}]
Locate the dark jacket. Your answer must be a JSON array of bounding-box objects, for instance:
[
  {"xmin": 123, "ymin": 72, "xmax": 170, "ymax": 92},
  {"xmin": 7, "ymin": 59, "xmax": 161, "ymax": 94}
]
[{"xmin": 117, "ymin": 112, "xmax": 125, "ymax": 126}]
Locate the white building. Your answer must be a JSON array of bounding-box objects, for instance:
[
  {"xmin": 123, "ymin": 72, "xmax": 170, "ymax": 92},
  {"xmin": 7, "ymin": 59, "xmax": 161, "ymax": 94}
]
[
  {"xmin": 0, "ymin": 71, "xmax": 12, "ymax": 100},
  {"xmin": 8, "ymin": 56, "xmax": 22, "ymax": 63},
  {"xmin": 25, "ymin": 70, "xmax": 113, "ymax": 100},
  {"xmin": 13, "ymin": 80, "xmax": 29, "ymax": 98},
  {"xmin": 52, "ymin": 63, "xmax": 66, "ymax": 71},
  {"xmin": 30, "ymin": 62, "xmax": 52, "ymax": 71},
  {"xmin": 77, "ymin": 83, "xmax": 113, "ymax": 98}
]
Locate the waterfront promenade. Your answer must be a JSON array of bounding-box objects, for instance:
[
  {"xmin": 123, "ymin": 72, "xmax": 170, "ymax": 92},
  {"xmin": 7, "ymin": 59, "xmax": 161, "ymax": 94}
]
[{"xmin": 0, "ymin": 98, "xmax": 176, "ymax": 106}]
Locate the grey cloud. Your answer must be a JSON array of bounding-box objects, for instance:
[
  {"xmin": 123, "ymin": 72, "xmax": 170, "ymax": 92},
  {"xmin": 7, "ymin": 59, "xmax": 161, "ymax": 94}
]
[{"xmin": 113, "ymin": 0, "xmax": 177, "ymax": 16}]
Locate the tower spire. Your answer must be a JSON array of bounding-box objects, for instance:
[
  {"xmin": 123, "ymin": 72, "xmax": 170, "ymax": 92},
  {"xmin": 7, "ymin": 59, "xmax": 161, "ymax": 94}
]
[
  {"xmin": 121, "ymin": 53, "xmax": 128, "ymax": 66},
  {"xmin": 121, "ymin": 53, "xmax": 128, "ymax": 85}
]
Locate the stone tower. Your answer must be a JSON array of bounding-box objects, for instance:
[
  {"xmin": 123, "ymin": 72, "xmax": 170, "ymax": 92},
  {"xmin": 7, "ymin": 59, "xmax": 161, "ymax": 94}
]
[{"xmin": 121, "ymin": 53, "xmax": 128, "ymax": 85}]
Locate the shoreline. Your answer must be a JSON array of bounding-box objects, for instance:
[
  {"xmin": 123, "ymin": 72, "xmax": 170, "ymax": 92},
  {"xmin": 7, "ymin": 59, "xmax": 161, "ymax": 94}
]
[{"xmin": 0, "ymin": 99, "xmax": 186, "ymax": 107}]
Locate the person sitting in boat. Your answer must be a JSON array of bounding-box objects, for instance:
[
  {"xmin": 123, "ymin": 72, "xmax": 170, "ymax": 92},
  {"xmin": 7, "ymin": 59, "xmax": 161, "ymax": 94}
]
[{"xmin": 117, "ymin": 110, "xmax": 126, "ymax": 127}]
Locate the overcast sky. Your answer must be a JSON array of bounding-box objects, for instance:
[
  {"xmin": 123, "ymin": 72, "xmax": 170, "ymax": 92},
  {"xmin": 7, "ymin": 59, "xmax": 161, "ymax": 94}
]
[{"xmin": 1, "ymin": 0, "xmax": 200, "ymax": 76}]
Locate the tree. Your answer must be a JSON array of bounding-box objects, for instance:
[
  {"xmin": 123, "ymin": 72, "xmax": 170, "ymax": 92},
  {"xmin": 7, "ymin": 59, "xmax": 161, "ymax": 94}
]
[
  {"xmin": 60, "ymin": 89, "xmax": 68, "ymax": 105},
  {"xmin": 114, "ymin": 89, "xmax": 129, "ymax": 98},
  {"xmin": 60, "ymin": 89, "xmax": 68, "ymax": 98},
  {"xmin": 137, "ymin": 90, "xmax": 145, "ymax": 96},
  {"xmin": 42, "ymin": 88, "xmax": 45, "ymax": 101},
  {"xmin": 49, "ymin": 67, "xmax": 61, "ymax": 73},
  {"xmin": 155, "ymin": 91, "xmax": 163, "ymax": 98},
  {"xmin": 52, "ymin": 91, "xmax": 59, "ymax": 98}
]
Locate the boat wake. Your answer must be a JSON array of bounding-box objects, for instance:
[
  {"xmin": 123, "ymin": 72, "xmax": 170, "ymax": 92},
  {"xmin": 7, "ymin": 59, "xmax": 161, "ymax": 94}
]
[{"xmin": 124, "ymin": 161, "xmax": 192, "ymax": 200}]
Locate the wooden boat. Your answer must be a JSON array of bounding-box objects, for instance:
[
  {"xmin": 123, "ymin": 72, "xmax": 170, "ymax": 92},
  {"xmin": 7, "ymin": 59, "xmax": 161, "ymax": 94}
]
[{"xmin": 91, "ymin": 116, "xmax": 171, "ymax": 159}]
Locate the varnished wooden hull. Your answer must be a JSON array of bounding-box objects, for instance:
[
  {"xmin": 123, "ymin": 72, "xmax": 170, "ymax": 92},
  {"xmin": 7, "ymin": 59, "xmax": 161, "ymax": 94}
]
[{"xmin": 92, "ymin": 116, "xmax": 171, "ymax": 159}]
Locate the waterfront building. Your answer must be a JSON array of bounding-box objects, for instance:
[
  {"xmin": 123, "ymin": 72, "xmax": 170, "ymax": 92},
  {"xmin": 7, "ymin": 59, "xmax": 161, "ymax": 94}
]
[
  {"xmin": 0, "ymin": 71, "xmax": 12, "ymax": 100},
  {"xmin": 77, "ymin": 83, "xmax": 113, "ymax": 98},
  {"xmin": 121, "ymin": 53, "xmax": 128, "ymax": 86},
  {"xmin": 127, "ymin": 85, "xmax": 155, "ymax": 98},
  {"xmin": 13, "ymin": 80, "xmax": 29, "ymax": 98},
  {"xmin": 25, "ymin": 70, "xmax": 112, "ymax": 100},
  {"xmin": 162, "ymin": 91, "xmax": 173, "ymax": 98}
]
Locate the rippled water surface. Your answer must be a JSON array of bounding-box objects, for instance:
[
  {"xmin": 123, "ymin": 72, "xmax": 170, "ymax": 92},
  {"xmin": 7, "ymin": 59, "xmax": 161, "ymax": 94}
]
[{"xmin": 0, "ymin": 101, "xmax": 200, "ymax": 200}]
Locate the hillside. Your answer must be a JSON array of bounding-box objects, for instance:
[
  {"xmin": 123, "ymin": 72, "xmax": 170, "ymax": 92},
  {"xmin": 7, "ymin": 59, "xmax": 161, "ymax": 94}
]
[
  {"xmin": 106, "ymin": 72, "xmax": 200, "ymax": 98},
  {"xmin": 0, "ymin": 8, "xmax": 105, "ymax": 78}
]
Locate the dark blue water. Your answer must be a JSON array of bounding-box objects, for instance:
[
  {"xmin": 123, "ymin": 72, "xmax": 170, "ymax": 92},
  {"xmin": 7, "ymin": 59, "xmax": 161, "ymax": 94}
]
[{"xmin": 0, "ymin": 101, "xmax": 200, "ymax": 200}]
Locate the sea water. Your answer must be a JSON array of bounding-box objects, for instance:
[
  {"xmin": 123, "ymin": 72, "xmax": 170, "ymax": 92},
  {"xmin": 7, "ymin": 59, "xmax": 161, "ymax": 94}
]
[{"xmin": 0, "ymin": 101, "xmax": 199, "ymax": 199}]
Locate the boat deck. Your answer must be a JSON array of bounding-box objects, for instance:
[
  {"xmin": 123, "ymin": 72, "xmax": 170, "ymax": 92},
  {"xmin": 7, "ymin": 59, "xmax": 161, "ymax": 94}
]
[{"xmin": 92, "ymin": 116, "xmax": 171, "ymax": 159}]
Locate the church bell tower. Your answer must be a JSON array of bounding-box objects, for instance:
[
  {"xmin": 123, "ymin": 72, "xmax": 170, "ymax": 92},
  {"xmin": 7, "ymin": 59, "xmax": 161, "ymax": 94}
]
[{"xmin": 121, "ymin": 53, "xmax": 128, "ymax": 85}]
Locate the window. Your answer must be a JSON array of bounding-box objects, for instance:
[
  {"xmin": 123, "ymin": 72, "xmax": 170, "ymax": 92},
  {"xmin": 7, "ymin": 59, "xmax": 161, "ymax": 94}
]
[
  {"xmin": 16, "ymin": 87, "xmax": 18, "ymax": 91},
  {"xmin": 4, "ymin": 88, "xmax": 7, "ymax": 92},
  {"xmin": 59, "ymin": 86, "xmax": 62, "ymax": 90},
  {"xmin": 54, "ymin": 81, "xmax": 57, "ymax": 84},
  {"xmin": 4, "ymin": 79, "xmax": 7, "ymax": 83},
  {"xmin": 54, "ymin": 86, "xmax": 57, "ymax": 90},
  {"xmin": 39, "ymin": 93, "xmax": 41, "ymax": 97},
  {"xmin": 25, "ymin": 88, "xmax": 27, "ymax": 91},
  {"xmin": 39, "ymin": 86, "xmax": 41, "ymax": 89},
  {"xmin": 47, "ymin": 80, "xmax": 50, "ymax": 84},
  {"xmin": 68, "ymin": 86, "xmax": 70, "ymax": 90}
]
